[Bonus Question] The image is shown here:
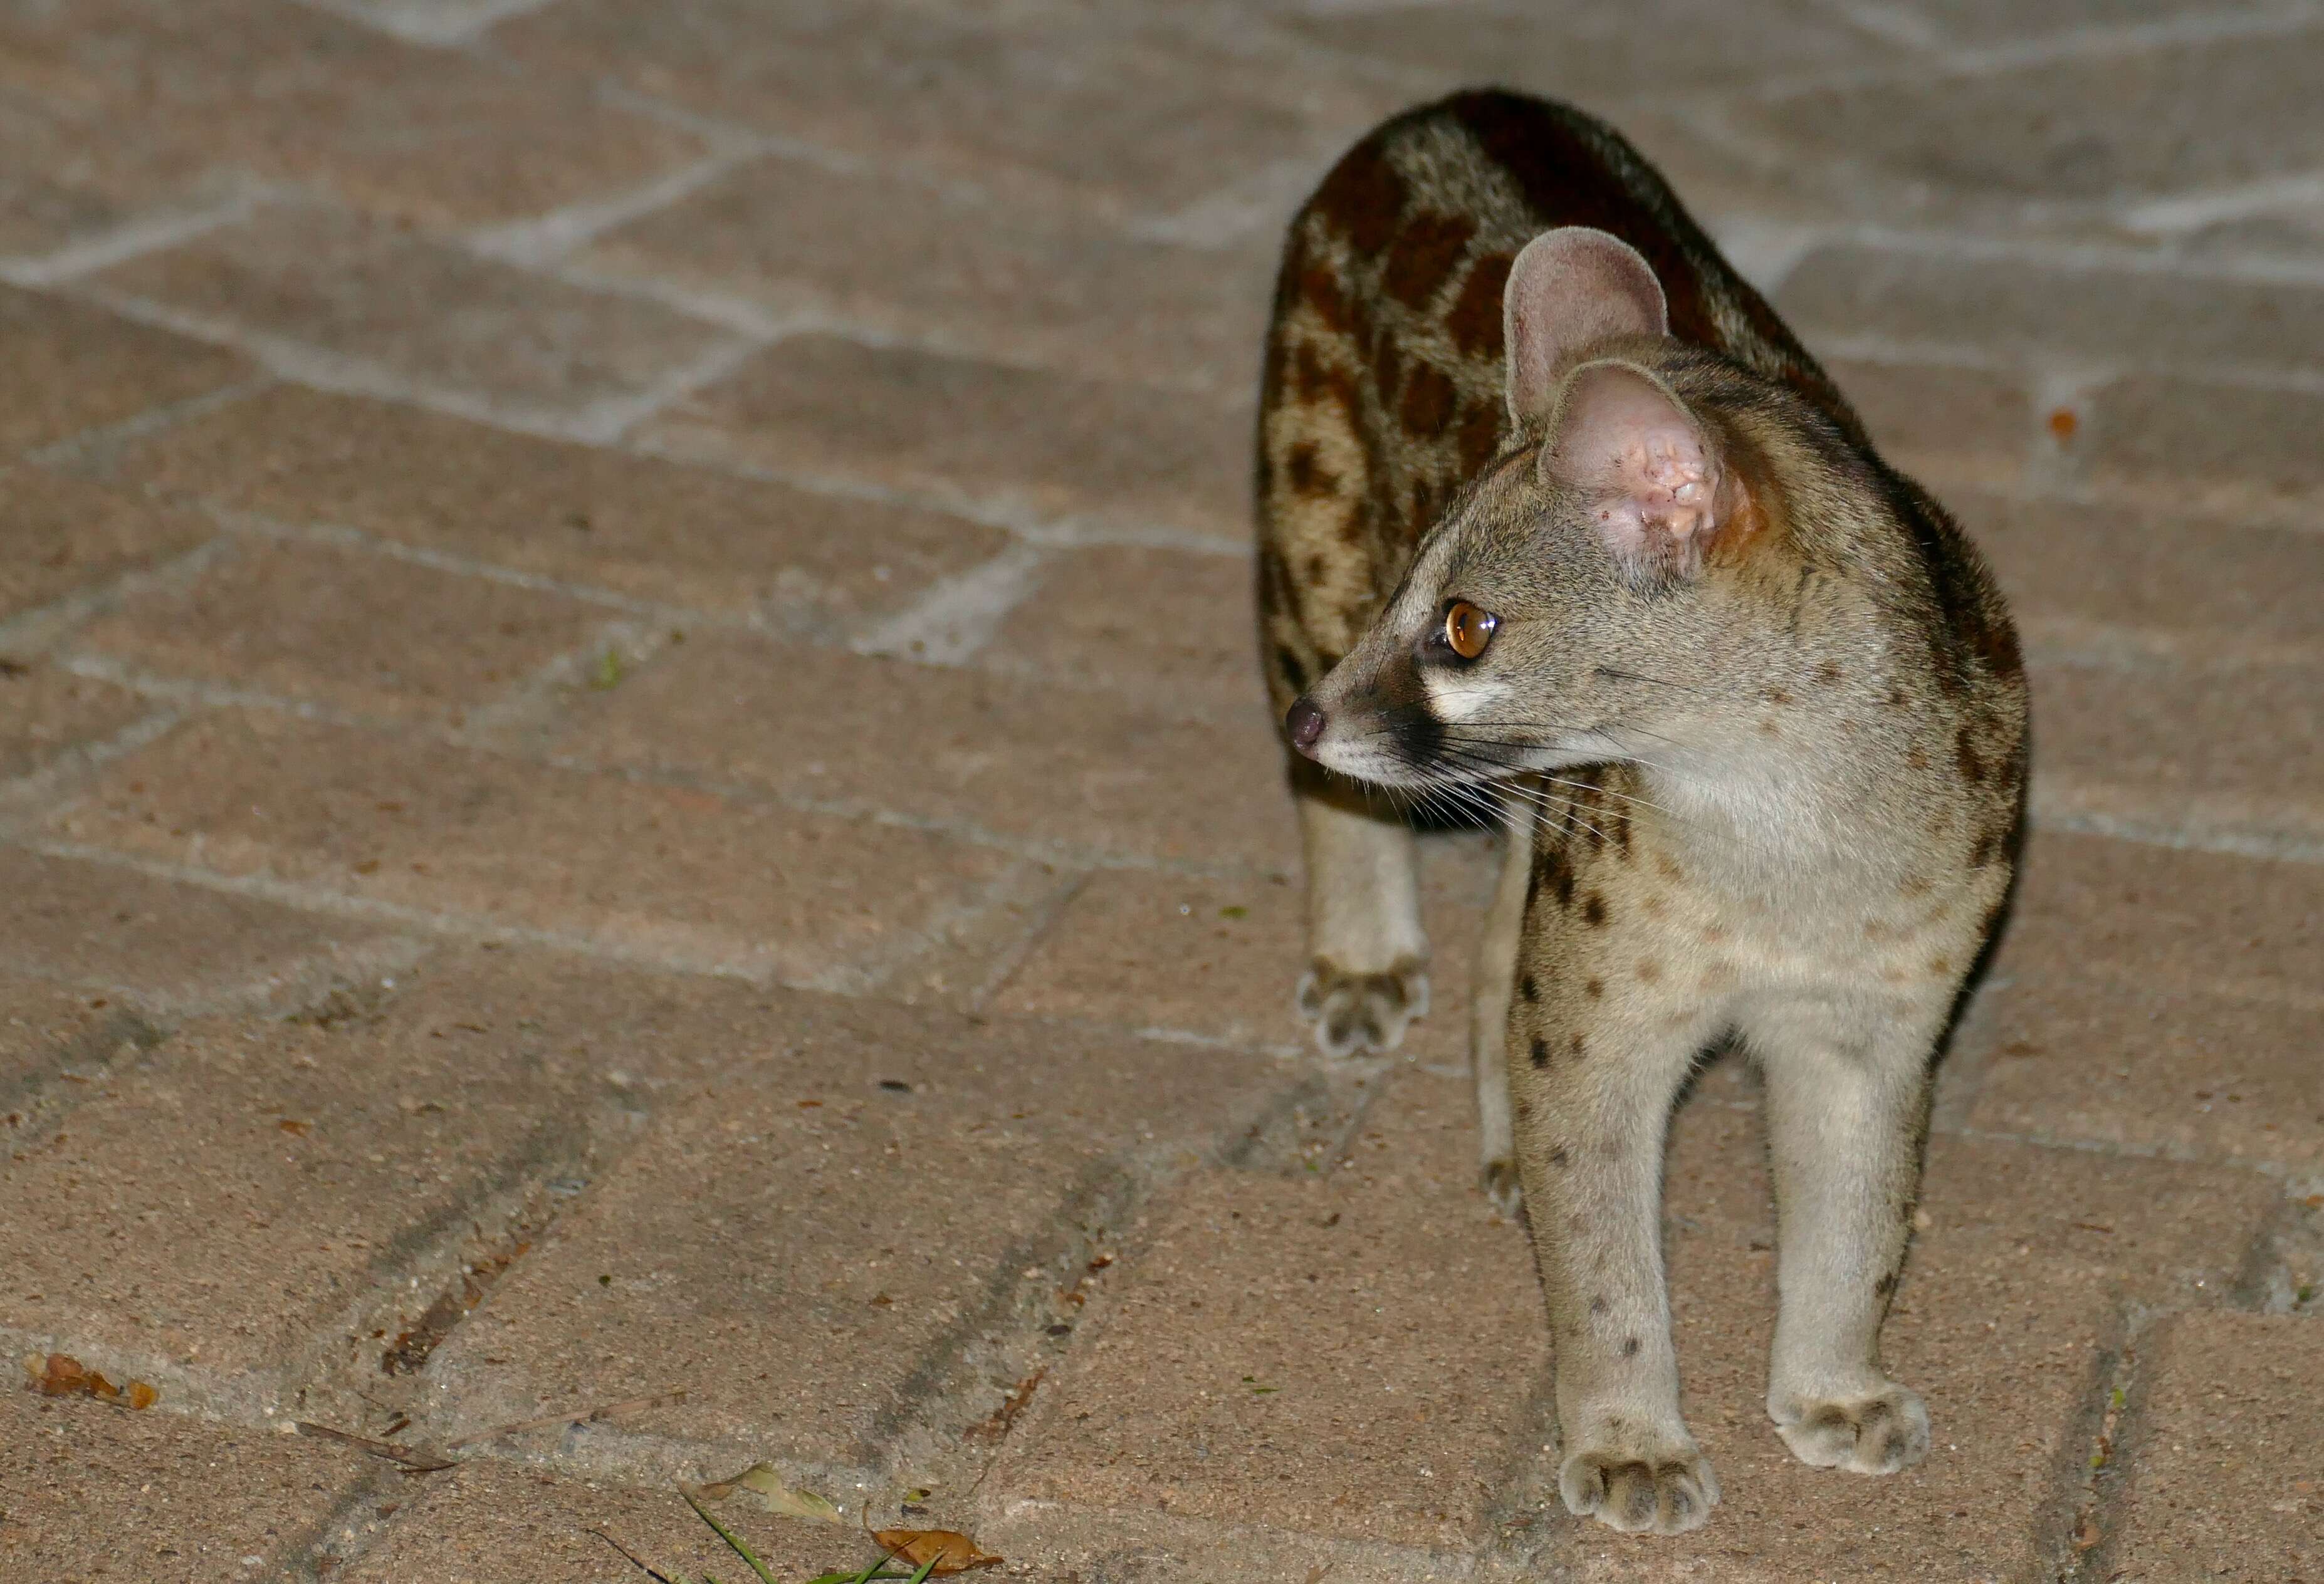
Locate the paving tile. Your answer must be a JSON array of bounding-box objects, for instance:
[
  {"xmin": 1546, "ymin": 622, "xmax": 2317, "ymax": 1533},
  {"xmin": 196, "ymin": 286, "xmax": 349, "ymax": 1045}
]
[
  {"xmin": 0, "ymin": 971, "xmax": 123, "ymax": 1108},
  {"xmin": 1824, "ymin": 355, "xmax": 2031, "ymax": 491},
  {"xmin": 0, "ymin": 286, "xmax": 248, "ymax": 454},
  {"xmin": 2028, "ymin": 655, "xmax": 2324, "ymax": 853},
  {"xmin": 1880, "ymin": 0, "xmax": 2263, "ymax": 45},
  {"xmin": 493, "ymin": 0, "xmax": 1373, "ymax": 219},
  {"xmin": 2084, "ymin": 371, "xmax": 2324, "ymax": 528},
  {"xmin": 47, "ymin": 709, "xmax": 1018, "ymax": 985},
  {"xmin": 1284, "ymin": 0, "xmax": 1889, "ymax": 96},
  {"xmin": 978, "ymin": 544, "xmax": 1265, "ymax": 720},
  {"xmin": 0, "ymin": 666, "xmax": 150, "ymax": 786},
  {"xmin": 552, "ymin": 631, "xmax": 1299, "ymax": 870},
  {"xmin": 988, "ymin": 1062, "xmax": 1545, "ymax": 1551},
  {"xmin": 642, "ymin": 334, "xmax": 1252, "ymax": 541},
  {"xmin": 582, "ymin": 152, "xmax": 1274, "ymax": 393},
  {"xmin": 2099, "ymin": 1311, "xmax": 2324, "ymax": 1581},
  {"xmin": 0, "ymin": 87, "xmax": 220, "ymax": 261},
  {"xmin": 423, "ymin": 993, "xmax": 1282, "ymax": 1475},
  {"xmin": 991, "ymin": 833, "xmax": 1498, "ymax": 1061},
  {"xmin": 1958, "ymin": 489, "xmax": 2324, "ymax": 662},
  {"xmin": 330, "ymin": 1459, "xmax": 874, "ymax": 1584},
  {"xmin": 97, "ymin": 206, "xmax": 734, "ymax": 424},
  {"xmin": 0, "ymin": 942, "xmax": 778, "ymax": 1384},
  {"xmin": 70, "ymin": 534, "xmax": 614, "ymax": 723},
  {"xmin": 1969, "ymin": 971, "xmax": 2324, "ymax": 1172},
  {"xmin": 112, "ymin": 385, "xmax": 1010, "ymax": 624},
  {"xmin": 0, "ymin": 1012, "xmax": 584, "ymax": 1382},
  {"xmin": 1996, "ymin": 829, "xmax": 2324, "ymax": 1007},
  {"xmin": 0, "ymin": 1389, "xmax": 355, "ymax": 1581},
  {"xmin": 0, "ymin": 0, "xmax": 708, "ymax": 227},
  {"xmin": 1781, "ymin": 242, "xmax": 2324, "ymax": 378},
  {"xmin": 0, "ymin": 846, "xmax": 396, "ymax": 1014},
  {"xmin": 0, "ymin": 468, "xmax": 214, "ymax": 628},
  {"xmin": 1744, "ymin": 29, "xmax": 2324, "ymax": 214}
]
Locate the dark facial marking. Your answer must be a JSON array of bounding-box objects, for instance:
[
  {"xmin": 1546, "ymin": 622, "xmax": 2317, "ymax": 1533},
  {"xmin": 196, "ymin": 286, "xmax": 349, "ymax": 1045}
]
[
  {"xmin": 1283, "ymin": 440, "xmax": 1335, "ymax": 498},
  {"xmin": 1521, "ymin": 974, "xmax": 1539, "ymax": 1002}
]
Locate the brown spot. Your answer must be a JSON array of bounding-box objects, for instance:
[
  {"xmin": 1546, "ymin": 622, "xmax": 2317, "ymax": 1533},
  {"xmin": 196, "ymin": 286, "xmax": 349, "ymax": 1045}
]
[
  {"xmin": 2046, "ymin": 406, "xmax": 2079, "ymax": 444},
  {"xmin": 1700, "ymin": 925, "xmax": 1728, "ymax": 945},
  {"xmin": 1456, "ymin": 404, "xmax": 1502, "ymax": 475},
  {"xmin": 1589, "ymin": 1295, "xmax": 1609, "ymax": 1316},
  {"xmin": 1929, "ymin": 955, "xmax": 1954, "ymax": 976},
  {"xmin": 1549, "ymin": 1145, "xmax": 1571, "ymax": 1169},
  {"xmin": 1887, "ymin": 685, "xmax": 1910, "ymax": 709},
  {"xmin": 1289, "ymin": 341, "xmax": 1358, "ymax": 413},
  {"xmin": 1530, "ymin": 1036, "xmax": 1551, "ymax": 1068},
  {"xmin": 1383, "ymin": 211, "xmax": 1479, "ymax": 307},
  {"xmin": 1955, "ymin": 727, "xmax": 1986, "ymax": 784},
  {"xmin": 1282, "ymin": 440, "xmax": 1334, "ymax": 498},
  {"xmin": 1905, "ymin": 748, "xmax": 1930, "ymax": 773},
  {"xmin": 1297, "ymin": 259, "xmax": 1355, "ymax": 336},
  {"xmin": 1446, "ymin": 250, "xmax": 1514, "ymax": 358},
  {"xmin": 1636, "ymin": 961, "xmax": 1662, "ymax": 984},
  {"xmin": 1584, "ymin": 977, "xmax": 1604, "ymax": 999},
  {"xmin": 1521, "ymin": 975, "xmax": 1539, "ymax": 1003},
  {"xmin": 1581, "ymin": 892, "xmax": 1608, "ymax": 927},
  {"xmin": 1761, "ymin": 687, "xmax": 1792, "ymax": 706},
  {"xmin": 1898, "ymin": 875, "xmax": 1934, "ymax": 899},
  {"xmin": 1400, "ymin": 362, "xmax": 1458, "ymax": 435},
  {"xmin": 1621, "ymin": 1336, "xmax": 1641, "ymax": 1357},
  {"xmin": 1569, "ymin": 1031, "xmax": 1586, "ymax": 1058},
  {"xmin": 1816, "ymin": 660, "xmax": 1845, "ymax": 686},
  {"xmin": 1653, "ymin": 853, "xmax": 1684, "ymax": 882},
  {"xmin": 1309, "ymin": 140, "xmax": 1407, "ymax": 254}
]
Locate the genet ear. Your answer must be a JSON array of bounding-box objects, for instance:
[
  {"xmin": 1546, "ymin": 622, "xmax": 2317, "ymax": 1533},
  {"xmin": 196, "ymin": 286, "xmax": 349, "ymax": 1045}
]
[
  {"xmin": 1502, "ymin": 227, "xmax": 1668, "ymax": 431},
  {"xmin": 1544, "ymin": 361, "xmax": 1727, "ymax": 583}
]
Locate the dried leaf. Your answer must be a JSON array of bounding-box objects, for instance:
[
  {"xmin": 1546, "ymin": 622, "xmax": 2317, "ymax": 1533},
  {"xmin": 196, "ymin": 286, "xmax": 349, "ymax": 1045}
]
[
  {"xmin": 21, "ymin": 1353, "xmax": 161, "ymax": 1410},
  {"xmin": 31, "ymin": 1353, "xmax": 87, "ymax": 1396},
  {"xmin": 698, "ymin": 1462, "xmax": 844, "ymax": 1523},
  {"xmin": 870, "ymin": 1528, "xmax": 1002, "ymax": 1574}
]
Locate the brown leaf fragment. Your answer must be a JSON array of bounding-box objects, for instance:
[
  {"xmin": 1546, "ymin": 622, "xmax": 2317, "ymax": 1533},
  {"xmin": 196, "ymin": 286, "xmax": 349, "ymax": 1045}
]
[
  {"xmin": 871, "ymin": 1529, "xmax": 1002, "ymax": 1574},
  {"xmin": 126, "ymin": 1380, "xmax": 158, "ymax": 1410},
  {"xmin": 31, "ymin": 1353, "xmax": 87, "ymax": 1396}
]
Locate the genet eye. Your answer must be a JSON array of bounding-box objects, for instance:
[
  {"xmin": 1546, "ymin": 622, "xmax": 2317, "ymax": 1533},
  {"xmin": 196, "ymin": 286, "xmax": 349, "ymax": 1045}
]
[{"xmin": 1443, "ymin": 600, "xmax": 1499, "ymax": 660}]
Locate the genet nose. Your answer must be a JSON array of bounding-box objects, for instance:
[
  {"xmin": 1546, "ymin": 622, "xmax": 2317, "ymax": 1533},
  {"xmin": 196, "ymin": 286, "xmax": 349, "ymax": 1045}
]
[{"xmin": 1285, "ymin": 696, "xmax": 1326, "ymax": 756}]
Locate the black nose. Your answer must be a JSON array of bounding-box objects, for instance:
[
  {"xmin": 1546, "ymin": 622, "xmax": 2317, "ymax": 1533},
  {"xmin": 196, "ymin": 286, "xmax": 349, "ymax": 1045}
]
[{"xmin": 1285, "ymin": 697, "xmax": 1326, "ymax": 755}]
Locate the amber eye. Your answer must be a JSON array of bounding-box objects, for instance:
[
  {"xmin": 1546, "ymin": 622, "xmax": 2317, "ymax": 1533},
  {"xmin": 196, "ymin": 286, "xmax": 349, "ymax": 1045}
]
[{"xmin": 1443, "ymin": 600, "xmax": 1499, "ymax": 660}]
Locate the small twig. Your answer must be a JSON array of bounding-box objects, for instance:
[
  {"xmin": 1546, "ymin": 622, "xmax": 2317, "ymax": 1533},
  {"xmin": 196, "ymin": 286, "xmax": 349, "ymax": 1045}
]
[
  {"xmin": 590, "ymin": 1527, "xmax": 681, "ymax": 1584},
  {"xmin": 445, "ymin": 1388, "xmax": 686, "ymax": 1451},
  {"xmin": 293, "ymin": 1420, "xmax": 455, "ymax": 1472}
]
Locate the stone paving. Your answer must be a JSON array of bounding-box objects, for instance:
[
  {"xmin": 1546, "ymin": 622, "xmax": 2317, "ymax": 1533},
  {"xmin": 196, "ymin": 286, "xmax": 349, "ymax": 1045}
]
[{"xmin": 1, "ymin": 1, "xmax": 2320, "ymax": 1580}]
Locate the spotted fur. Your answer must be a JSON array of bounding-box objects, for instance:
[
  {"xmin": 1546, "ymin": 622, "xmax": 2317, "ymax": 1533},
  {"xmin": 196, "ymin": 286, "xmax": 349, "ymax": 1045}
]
[{"xmin": 1257, "ymin": 91, "xmax": 2028, "ymax": 1536}]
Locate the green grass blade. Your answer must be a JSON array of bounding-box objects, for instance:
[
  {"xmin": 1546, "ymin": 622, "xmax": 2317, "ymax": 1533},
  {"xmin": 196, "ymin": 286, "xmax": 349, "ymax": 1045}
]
[
  {"xmin": 681, "ymin": 1489, "xmax": 781, "ymax": 1584},
  {"xmin": 907, "ymin": 1554, "xmax": 940, "ymax": 1584}
]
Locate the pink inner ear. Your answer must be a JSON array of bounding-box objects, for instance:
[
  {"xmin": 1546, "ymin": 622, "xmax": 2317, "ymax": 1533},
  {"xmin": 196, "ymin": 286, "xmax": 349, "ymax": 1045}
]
[
  {"xmin": 1502, "ymin": 228, "xmax": 1669, "ymax": 429},
  {"xmin": 1547, "ymin": 362, "xmax": 1722, "ymax": 564}
]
